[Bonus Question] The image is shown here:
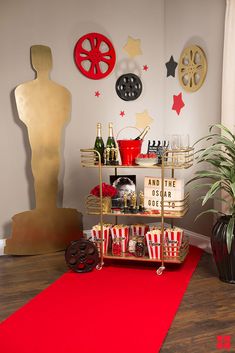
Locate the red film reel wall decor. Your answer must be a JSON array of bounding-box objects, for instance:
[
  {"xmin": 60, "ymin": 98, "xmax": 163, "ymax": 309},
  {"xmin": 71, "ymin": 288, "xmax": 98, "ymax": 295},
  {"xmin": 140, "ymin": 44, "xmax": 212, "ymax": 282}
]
[{"xmin": 74, "ymin": 32, "xmax": 116, "ymax": 80}]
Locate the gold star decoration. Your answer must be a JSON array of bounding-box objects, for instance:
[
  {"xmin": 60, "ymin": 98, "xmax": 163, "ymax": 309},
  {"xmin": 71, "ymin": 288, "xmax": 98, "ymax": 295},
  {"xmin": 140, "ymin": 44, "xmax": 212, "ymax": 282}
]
[
  {"xmin": 123, "ymin": 36, "xmax": 142, "ymax": 58},
  {"xmin": 135, "ymin": 110, "xmax": 154, "ymax": 129}
]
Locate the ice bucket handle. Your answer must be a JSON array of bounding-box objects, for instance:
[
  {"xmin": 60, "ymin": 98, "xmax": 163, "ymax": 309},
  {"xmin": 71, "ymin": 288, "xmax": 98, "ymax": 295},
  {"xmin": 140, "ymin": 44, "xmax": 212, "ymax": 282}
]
[{"xmin": 116, "ymin": 126, "xmax": 141, "ymax": 140}]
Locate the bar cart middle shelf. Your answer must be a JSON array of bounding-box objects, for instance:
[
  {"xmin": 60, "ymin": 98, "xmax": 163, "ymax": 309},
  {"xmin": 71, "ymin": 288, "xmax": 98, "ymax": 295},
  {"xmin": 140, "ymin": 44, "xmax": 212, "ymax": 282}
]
[{"xmin": 80, "ymin": 147, "xmax": 194, "ymax": 275}]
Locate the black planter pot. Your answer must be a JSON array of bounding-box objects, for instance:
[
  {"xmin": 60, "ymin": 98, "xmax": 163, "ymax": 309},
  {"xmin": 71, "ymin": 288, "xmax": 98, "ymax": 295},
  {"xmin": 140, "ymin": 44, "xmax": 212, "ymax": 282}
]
[{"xmin": 211, "ymin": 215, "xmax": 235, "ymax": 284}]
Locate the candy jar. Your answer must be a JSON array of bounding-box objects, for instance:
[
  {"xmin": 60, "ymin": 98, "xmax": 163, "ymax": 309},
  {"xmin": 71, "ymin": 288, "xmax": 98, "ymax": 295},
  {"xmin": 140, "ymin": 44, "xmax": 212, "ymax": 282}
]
[
  {"xmin": 128, "ymin": 236, "xmax": 138, "ymax": 253},
  {"xmin": 112, "ymin": 237, "xmax": 122, "ymax": 256},
  {"xmin": 134, "ymin": 237, "xmax": 145, "ymax": 257}
]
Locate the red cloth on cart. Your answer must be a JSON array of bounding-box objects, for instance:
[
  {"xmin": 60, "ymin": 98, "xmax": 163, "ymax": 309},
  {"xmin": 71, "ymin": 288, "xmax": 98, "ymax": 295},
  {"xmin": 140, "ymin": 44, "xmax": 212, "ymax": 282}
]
[{"xmin": 0, "ymin": 246, "xmax": 202, "ymax": 353}]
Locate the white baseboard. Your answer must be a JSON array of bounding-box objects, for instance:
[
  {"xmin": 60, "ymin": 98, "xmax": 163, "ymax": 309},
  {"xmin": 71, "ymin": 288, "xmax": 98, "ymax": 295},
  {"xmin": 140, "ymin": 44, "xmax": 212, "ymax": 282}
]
[
  {"xmin": 184, "ymin": 229, "xmax": 212, "ymax": 254},
  {"xmin": 0, "ymin": 239, "xmax": 6, "ymax": 255},
  {"xmin": 0, "ymin": 227, "xmax": 212, "ymax": 256}
]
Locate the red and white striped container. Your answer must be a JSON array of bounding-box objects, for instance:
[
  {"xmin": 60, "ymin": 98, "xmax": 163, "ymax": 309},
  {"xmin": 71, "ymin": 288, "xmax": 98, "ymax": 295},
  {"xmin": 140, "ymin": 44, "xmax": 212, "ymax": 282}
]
[
  {"xmin": 110, "ymin": 225, "xmax": 129, "ymax": 253},
  {"xmin": 91, "ymin": 224, "xmax": 112, "ymax": 254},
  {"xmin": 145, "ymin": 229, "xmax": 163, "ymax": 259},
  {"xmin": 130, "ymin": 224, "xmax": 149, "ymax": 237},
  {"xmin": 165, "ymin": 227, "xmax": 184, "ymax": 257}
]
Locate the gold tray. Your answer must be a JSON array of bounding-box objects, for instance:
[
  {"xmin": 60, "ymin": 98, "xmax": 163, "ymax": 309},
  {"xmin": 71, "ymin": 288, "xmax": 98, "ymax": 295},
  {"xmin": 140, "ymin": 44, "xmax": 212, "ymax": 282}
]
[{"xmin": 86, "ymin": 194, "xmax": 112, "ymax": 214}]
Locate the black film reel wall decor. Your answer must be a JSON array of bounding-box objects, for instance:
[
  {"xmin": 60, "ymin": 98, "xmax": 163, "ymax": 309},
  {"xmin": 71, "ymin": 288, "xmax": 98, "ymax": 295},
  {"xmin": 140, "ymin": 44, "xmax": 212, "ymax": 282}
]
[{"xmin": 116, "ymin": 73, "xmax": 142, "ymax": 101}]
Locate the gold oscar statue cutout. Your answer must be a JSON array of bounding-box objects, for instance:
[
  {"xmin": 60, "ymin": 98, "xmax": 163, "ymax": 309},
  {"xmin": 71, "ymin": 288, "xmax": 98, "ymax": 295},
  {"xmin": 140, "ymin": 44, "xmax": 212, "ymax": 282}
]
[{"xmin": 5, "ymin": 45, "xmax": 83, "ymax": 255}]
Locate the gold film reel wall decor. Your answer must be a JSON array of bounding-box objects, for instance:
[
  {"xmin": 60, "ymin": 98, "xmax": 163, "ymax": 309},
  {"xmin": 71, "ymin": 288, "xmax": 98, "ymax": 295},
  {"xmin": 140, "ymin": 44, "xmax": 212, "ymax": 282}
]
[{"xmin": 178, "ymin": 45, "xmax": 207, "ymax": 92}]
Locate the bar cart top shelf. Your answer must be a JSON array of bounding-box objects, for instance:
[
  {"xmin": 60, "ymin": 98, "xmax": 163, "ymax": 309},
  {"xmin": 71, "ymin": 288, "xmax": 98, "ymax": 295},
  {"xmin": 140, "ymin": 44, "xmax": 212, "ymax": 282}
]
[{"xmin": 81, "ymin": 147, "xmax": 194, "ymax": 169}]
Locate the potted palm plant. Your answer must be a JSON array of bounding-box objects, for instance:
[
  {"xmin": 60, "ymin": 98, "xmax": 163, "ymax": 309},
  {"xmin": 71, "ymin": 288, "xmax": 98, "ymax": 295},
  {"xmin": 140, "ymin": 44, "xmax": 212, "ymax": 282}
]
[{"xmin": 188, "ymin": 124, "xmax": 235, "ymax": 283}]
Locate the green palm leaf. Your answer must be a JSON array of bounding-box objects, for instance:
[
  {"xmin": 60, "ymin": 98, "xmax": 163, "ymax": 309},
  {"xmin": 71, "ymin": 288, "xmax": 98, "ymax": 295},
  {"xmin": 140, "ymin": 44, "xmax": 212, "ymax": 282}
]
[
  {"xmin": 210, "ymin": 123, "xmax": 235, "ymax": 141},
  {"xmin": 229, "ymin": 182, "xmax": 235, "ymax": 198},
  {"xmin": 202, "ymin": 181, "xmax": 221, "ymax": 206},
  {"xmin": 192, "ymin": 133, "xmax": 218, "ymax": 146},
  {"xmin": 194, "ymin": 209, "xmax": 224, "ymax": 222},
  {"xmin": 189, "ymin": 123, "xmax": 235, "ymax": 254}
]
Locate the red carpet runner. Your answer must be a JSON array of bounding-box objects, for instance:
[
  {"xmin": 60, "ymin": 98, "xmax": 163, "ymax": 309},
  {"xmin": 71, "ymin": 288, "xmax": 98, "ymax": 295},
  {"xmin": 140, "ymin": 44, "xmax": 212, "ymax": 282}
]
[{"xmin": 0, "ymin": 246, "xmax": 202, "ymax": 353}]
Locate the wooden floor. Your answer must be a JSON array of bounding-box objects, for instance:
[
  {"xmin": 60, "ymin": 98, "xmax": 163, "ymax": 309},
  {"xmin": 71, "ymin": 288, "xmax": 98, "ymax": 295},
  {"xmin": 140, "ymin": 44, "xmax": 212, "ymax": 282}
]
[{"xmin": 0, "ymin": 250, "xmax": 235, "ymax": 353}]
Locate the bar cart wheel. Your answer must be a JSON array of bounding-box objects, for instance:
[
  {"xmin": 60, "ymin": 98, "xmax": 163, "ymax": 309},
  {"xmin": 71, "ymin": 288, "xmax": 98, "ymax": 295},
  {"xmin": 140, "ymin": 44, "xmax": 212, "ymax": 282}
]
[
  {"xmin": 96, "ymin": 262, "xmax": 104, "ymax": 270},
  {"xmin": 156, "ymin": 266, "xmax": 165, "ymax": 276}
]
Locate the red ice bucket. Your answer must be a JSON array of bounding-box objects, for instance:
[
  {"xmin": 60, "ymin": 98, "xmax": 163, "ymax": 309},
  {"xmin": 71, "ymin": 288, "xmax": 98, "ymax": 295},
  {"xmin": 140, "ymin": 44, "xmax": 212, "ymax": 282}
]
[{"xmin": 117, "ymin": 139, "xmax": 142, "ymax": 166}]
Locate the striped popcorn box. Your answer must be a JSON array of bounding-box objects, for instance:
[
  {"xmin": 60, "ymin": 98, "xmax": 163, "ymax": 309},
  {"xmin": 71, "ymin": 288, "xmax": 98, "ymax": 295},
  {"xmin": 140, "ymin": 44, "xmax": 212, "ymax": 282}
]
[
  {"xmin": 91, "ymin": 224, "xmax": 112, "ymax": 254},
  {"xmin": 111, "ymin": 225, "xmax": 129, "ymax": 253},
  {"xmin": 130, "ymin": 224, "xmax": 150, "ymax": 237},
  {"xmin": 145, "ymin": 230, "xmax": 163, "ymax": 260},
  {"xmin": 165, "ymin": 227, "xmax": 184, "ymax": 258}
]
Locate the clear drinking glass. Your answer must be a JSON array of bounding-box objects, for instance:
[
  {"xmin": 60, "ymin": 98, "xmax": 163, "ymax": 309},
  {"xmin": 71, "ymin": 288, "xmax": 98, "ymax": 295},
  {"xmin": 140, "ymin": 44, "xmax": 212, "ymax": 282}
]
[
  {"xmin": 179, "ymin": 134, "xmax": 190, "ymax": 165},
  {"xmin": 170, "ymin": 134, "xmax": 180, "ymax": 165},
  {"xmin": 171, "ymin": 134, "xmax": 180, "ymax": 150},
  {"xmin": 180, "ymin": 134, "xmax": 189, "ymax": 150}
]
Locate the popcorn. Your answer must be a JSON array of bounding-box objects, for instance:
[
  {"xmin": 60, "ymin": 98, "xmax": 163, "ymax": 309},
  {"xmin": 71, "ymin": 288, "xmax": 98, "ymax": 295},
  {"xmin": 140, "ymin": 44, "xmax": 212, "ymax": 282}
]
[
  {"xmin": 145, "ymin": 229, "xmax": 163, "ymax": 260},
  {"xmin": 92, "ymin": 223, "xmax": 113, "ymax": 230},
  {"xmin": 91, "ymin": 224, "xmax": 112, "ymax": 254},
  {"xmin": 149, "ymin": 224, "xmax": 160, "ymax": 231},
  {"xmin": 110, "ymin": 225, "xmax": 129, "ymax": 253},
  {"xmin": 130, "ymin": 224, "xmax": 149, "ymax": 237},
  {"xmin": 145, "ymin": 227, "xmax": 184, "ymax": 259},
  {"xmin": 165, "ymin": 227, "xmax": 184, "ymax": 257}
]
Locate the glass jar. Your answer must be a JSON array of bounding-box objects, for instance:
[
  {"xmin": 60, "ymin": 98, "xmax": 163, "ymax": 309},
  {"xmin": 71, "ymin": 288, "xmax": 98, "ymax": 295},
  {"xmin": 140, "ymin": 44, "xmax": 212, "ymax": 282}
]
[
  {"xmin": 112, "ymin": 237, "xmax": 122, "ymax": 256},
  {"xmin": 134, "ymin": 237, "xmax": 145, "ymax": 257},
  {"xmin": 128, "ymin": 236, "xmax": 138, "ymax": 253}
]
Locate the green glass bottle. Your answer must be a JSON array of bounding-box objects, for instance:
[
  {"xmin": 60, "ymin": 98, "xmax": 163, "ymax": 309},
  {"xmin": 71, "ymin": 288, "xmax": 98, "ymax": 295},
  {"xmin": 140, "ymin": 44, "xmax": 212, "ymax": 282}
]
[
  {"xmin": 105, "ymin": 122, "xmax": 118, "ymax": 165},
  {"xmin": 94, "ymin": 123, "xmax": 104, "ymax": 164}
]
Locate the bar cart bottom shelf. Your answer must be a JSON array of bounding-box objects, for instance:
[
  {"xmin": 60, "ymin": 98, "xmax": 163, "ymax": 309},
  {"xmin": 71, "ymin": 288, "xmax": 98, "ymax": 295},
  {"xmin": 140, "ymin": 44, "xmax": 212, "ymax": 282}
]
[{"xmin": 97, "ymin": 239, "xmax": 189, "ymax": 275}]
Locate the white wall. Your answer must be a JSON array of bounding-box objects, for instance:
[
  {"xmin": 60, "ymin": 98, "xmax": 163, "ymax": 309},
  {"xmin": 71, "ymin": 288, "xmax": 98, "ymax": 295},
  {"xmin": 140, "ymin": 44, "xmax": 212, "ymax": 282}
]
[
  {"xmin": 0, "ymin": 0, "xmax": 165, "ymax": 235},
  {"xmin": 165, "ymin": 0, "xmax": 225, "ymax": 235},
  {"xmin": 0, "ymin": 0, "xmax": 225, "ymax": 238}
]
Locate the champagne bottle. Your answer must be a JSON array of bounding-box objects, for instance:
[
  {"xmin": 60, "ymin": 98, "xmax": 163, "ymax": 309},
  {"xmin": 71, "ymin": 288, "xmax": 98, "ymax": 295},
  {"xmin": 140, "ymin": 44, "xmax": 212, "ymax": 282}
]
[
  {"xmin": 134, "ymin": 126, "xmax": 150, "ymax": 140},
  {"xmin": 105, "ymin": 122, "xmax": 118, "ymax": 165},
  {"xmin": 94, "ymin": 123, "xmax": 104, "ymax": 164}
]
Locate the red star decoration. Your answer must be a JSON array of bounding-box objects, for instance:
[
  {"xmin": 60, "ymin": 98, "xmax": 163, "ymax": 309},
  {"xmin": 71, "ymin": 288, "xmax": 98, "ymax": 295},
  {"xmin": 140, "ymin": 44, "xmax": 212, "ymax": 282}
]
[
  {"xmin": 143, "ymin": 65, "xmax": 149, "ymax": 71},
  {"xmin": 172, "ymin": 92, "xmax": 185, "ymax": 115},
  {"xmin": 95, "ymin": 91, "xmax": 101, "ymax": 97},
  {"xmin": 120, "ymin": 111, "xmax": 125, "ymax": 117}
]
